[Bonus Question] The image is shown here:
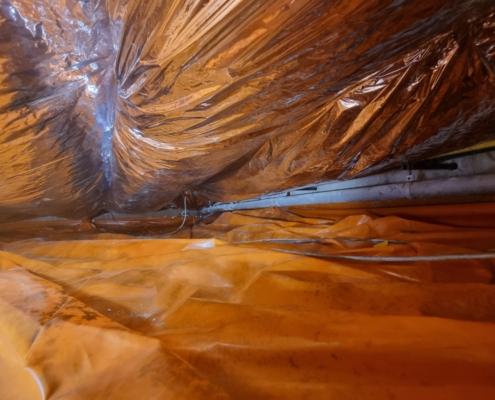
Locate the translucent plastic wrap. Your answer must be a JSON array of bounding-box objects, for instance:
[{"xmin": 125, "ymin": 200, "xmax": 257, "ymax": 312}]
[
  {"xmin": 1, "ymin": 0, "xmax": 495, "ymax": 218},
  {"xmin": 1, "ymin": 203, "xmax": 495, "ymax": 399}
]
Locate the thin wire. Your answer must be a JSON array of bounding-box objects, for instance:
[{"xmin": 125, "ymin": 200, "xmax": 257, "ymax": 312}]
[
  {"xmin": 164, "ymin": 196, "xmax": 188, "ymax": 236},
  {"xmin": 270, "ymin": 248, "xmax": 495, "ymax": 263}
]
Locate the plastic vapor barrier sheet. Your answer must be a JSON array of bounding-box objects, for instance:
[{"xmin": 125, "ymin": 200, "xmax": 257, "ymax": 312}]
[{"xmin": 1, "ymin": 203, "xmax": 495, "ymax": 399}]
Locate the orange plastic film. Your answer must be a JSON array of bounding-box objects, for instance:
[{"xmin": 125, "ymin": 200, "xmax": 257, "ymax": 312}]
[{"xmin": 1, "ymin": 203, "xmax": 495, "ymax": 399}]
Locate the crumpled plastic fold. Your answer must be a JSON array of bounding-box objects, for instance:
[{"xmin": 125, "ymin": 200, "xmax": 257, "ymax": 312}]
[
  {"xmin": 1, "ymin": 0, "xmax": 495, "ymax": 218},
  {"xmin": 1, "ymin": 202, "xmax": 495, "ymax": 399}
]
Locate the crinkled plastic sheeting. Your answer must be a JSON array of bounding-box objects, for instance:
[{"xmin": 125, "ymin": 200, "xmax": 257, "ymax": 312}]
[
  {"xmin": 1, "ymin": 202, "xmax": 495, "ymax": 399},
  {"xmin": 1, "ymin": 0, "xmax": 495, "ymax": 219}
]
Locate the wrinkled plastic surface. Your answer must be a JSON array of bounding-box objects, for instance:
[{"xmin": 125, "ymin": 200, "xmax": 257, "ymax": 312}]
[
  {"xmin": 1, "ymin": 203, "xmax": 495, "ymax": 399},
  {"xmin": 1, "ymin": 0, "xmax": 495, "ymax": 218},
  {"xmin": 0, "ymin": 0, "xmax": 113, "ymax": 220}
]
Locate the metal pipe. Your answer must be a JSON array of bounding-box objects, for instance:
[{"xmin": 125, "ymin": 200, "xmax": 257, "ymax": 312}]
[{"xmin": 202, "ymin": 174, "xmax": 495, "ymax": 214}]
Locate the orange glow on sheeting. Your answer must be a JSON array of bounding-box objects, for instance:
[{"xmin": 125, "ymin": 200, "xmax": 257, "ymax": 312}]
[{"xmin": 1, "ymin": 203, "xmax": 494, "ymax": 399}]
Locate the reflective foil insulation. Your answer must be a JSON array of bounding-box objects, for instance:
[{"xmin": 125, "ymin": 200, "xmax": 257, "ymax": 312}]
[{"xmin": 0, "ymin": 0, "xmax": 494, "ymax": 219}]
